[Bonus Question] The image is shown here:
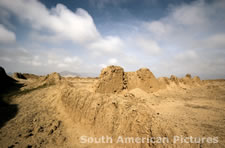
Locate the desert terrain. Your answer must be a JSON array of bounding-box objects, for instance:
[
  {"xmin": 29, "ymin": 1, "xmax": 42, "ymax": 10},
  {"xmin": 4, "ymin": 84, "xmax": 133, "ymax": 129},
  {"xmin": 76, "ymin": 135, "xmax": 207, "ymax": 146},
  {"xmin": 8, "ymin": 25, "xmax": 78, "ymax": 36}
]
[{"xmin": 0, "ymin": 66, "xmax": 225, "ymax": 148}]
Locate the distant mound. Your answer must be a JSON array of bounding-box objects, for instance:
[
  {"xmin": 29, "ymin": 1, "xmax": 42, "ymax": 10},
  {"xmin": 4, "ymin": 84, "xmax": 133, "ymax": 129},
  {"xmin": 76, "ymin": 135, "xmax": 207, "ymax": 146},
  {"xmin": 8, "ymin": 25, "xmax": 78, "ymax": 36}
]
[
  {"xmin": 170, "ymin": 75, "xmax": 179, "ymax": 84},
  {"xmin": 157, "ymin": 77, "xmax": 170, "ymax": 89},
  {"xmin": 179, "ymin": 74, "xmax": 203, "ymax": 86},
  {"xmin": 125, "ymin": 68, "xmax": 160, "ymax": 93},
  {"xmin": 13, "ymin": 72, "xmax": 39, "ymax": 80},
  {"xmin": 13, "ymin": 72, "xmax": 27, "ymax": 79},
  {"xmin": 95, "ymin": 66, "xmax": 160, "ymax": 93},
  {"xmin": 22, "ymin": 73, "xmax": 39, "ymax": 79},
  {"xmin": 157, "ymin": 74, "xmax": 203, "ymax": 89},
  {"xmin": 41, "ymin": 72, "xmax": 62, "ymax": 85},
  {"xmin": 95, "ymin": 66, "xmax": 204, "ymax": 93}
]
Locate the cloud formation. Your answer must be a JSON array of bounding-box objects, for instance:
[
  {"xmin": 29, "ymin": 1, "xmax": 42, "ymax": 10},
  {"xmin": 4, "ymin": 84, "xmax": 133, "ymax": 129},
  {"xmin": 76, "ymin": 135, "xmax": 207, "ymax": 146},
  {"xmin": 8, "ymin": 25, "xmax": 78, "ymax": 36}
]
[
  {"xmin": 136, "ymin": 37, "xmax": 161, "ymax": 55},
  {"xmin": 0, "ymin": 0, "xmax": 123, "ymax": 54},
  {"xmin": 88, "ymin": 0, "xmax": 128, "ymax": 8},
  {"xmin": 0, "ymin": 24, "xmax": 16, "ymax": 43},
  {"xmin": 0, "ymin": 47, "xmax": 84, "ymax": 74},
  {"xmin": 0, "ymin": 0, "xmax": 224, "ymax": 78},
  {"xmin": 141, "ymin": 0, "xmax": 225, "ymax": 78},
  {"xmin": 145, "ymin": 0, "xmax": 225, "ymax": 50}
]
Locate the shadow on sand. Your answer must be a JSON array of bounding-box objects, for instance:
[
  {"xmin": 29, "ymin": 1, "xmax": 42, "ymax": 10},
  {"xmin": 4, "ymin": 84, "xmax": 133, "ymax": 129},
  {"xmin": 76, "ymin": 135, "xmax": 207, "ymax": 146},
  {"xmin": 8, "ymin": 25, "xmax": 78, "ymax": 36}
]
[{"xmin": 0, "ymin": 67, "xmax": 24, "ymax": 128}]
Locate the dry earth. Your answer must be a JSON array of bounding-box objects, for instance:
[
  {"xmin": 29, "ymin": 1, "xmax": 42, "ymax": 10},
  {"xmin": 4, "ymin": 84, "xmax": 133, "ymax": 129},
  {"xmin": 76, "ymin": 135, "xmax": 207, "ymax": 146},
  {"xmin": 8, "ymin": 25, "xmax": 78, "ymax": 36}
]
[{"xmin": 0, "ymin": 66, "xmax": 225, "ymax": 148}]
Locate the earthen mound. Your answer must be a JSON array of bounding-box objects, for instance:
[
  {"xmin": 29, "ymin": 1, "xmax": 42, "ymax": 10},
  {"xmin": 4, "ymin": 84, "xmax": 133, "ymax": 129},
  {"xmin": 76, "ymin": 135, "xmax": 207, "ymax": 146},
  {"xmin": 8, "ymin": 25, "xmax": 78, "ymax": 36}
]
[
  {"xmin": 41, "ymin": 72, "xmax": 62, "ymax": 85},
  {"xmin": 59, "ymin": 84, "xmax": 155, "ymax": 143},
  {"xmin": 13, "ymin": 72, "xmax": 39, "ymax": 80},
  {"xmin": 185, "ymin": 73, "xmax": 192, "ymax": 79},
  {"xmin": 180, "ymin": 74, "xmax": 203, "ymax": 86},
  {"xmin": 95, "ymin": 66, "xmax": 125, "ymax": 93},
  {"xmin": 95, "ymin": 66, "xmax": 204, "ymax": 93},
  {"xmin": 22, "ymin": 73, "xmax": 39, "ymax": 79},
  {"xmin": 95, "ymin": 66, "xmax": 161, "ymax": 93},
  {"xmin": 170, "ymin": 75, "xmax": 179, "ymax": 84},
  {"xmin": 58, "ymin": 83, "xmax": 184, "ymax": 147},
  {"xmin": 125, "ymin": 68, "xmax": 160, "ymax": 93},
  {"xmin": 158, "ymin": 77, "xmax": 170, "ymax": 89},
  {"xmin": 193, "ymin": 76, "xmax": 201, "ymax": 83},
  {"xmin": 180, "ymin": 74, "xmax": 192, "ymax": 85},
  {"xmin": 13, "ymin": 72, "xmax": 26, "ymax": 79}
]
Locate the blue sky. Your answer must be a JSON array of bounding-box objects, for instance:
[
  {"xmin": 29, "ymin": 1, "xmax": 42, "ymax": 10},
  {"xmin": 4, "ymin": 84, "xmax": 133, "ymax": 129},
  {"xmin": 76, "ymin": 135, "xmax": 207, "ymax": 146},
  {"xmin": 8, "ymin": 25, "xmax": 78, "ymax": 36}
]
[{"xmin": 0, "ymin": 0, "xmax": 225, "ymax": 79}]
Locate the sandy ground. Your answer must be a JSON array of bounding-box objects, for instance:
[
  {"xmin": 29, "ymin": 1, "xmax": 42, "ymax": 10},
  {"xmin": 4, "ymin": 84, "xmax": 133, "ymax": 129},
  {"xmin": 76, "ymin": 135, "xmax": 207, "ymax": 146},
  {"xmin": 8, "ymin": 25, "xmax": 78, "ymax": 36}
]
[{"xmin": 0, "ymin": 77, "xmax": 225, "ymax": 148}]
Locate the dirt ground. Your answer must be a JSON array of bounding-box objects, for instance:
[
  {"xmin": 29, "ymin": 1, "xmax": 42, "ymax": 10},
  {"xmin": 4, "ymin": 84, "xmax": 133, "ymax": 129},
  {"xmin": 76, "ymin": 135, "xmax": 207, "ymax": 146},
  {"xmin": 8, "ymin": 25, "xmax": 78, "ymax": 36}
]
[{"xmin": 0, "ymin": 75, "xmax": 225, "ymax": 148}]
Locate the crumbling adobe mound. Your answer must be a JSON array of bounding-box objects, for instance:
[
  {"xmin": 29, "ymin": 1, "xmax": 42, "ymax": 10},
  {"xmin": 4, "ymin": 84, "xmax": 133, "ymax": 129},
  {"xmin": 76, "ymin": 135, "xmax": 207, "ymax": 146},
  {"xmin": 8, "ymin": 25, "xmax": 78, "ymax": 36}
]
[
  {"xmin": 13, "ymin": 72, "xmax": 39, "ymax": 80},
  {"xmin": 185, "ymin": 73, "xmax": 192, "ymax": 79},
  {"xmin": 170, "ymin": 75, "xmax": 179, "ymax": 84},
  {"xmin": 179, "ymin": 74, "xmax": 203, "ymax": 86},
  {"xmin": 125, "ymin": 68, "xmax": 160, "ymax": 93},
  {"xmin": 158, "ymin": 77, "xmax": 170, "ymax": 89},
  {"xmin": 22, "ymin": 73, "xmax": 39, "ymax": 79},
  {"xmin": 95, "ymin": 66, "xmax": 205, "ymax": 93},
  {"xmin": 41, "ymin": 72, "xmax": 62, "ymax": 85},
  {"xmin": 59, "ymin": 84, "xmax": 156, "ymax": 143},
  {"xmin": 95, "ymin": 66, "xmax": 125, "ymax": 93},
  {"xmin": 58, "ymin": 83, "xmax": 185, "ymax": 147},
  {"xmin": 193, "ymin": 76, "xmax": 201, "ymax": 83},
  {"xmin": 13, "ymin": 72, "xmax": 27, "ymax": 79},
  {"xmin": 95, "ymin": 66, "xmax": 161, "ymax": 93},
  {"xmin": 181, "ymin": 74, "xmax": 193, "ymax": 85}
]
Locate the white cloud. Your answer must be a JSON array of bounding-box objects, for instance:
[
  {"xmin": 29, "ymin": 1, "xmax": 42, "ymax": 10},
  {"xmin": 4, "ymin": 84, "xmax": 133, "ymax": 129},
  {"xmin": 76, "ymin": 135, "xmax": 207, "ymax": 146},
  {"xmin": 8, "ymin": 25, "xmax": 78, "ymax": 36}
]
[
  {"xmin": 31, "ymin": 56, "xmax": 42, "ymax": 66},
  {"xmin": 17, "ymin": 53, "xmax": 42, "ymax": 67},
  {"xmin": 140, "ymin": 0, "xmax": 225, "ymax": 78},
  {"xmin": 0, "ymin": 56, "xmax": 12, "ymax": 62},
  {"xmin": 64, "ymin": 56, "xmax": 81, "ymax": 64},
  {"xmin": 136, "ymin": 37, "xmax": 161, "ymax": 55},
  {"xmin": 46, "ymin": 52, "xmax": 82, "ymax": 69},
  {"xmin": 145, "ymin": 21, "xmax": 172, "ymax": 37},
  {"xmin": 0, "ymin": 0, "xmax": 100, "ymax": 43},
  {"xmin": 98, "ymin": 58, "xmax": 118, "ymax": 69},
  {"xmin": 0, "ymin": 46, "xmax": 85, "ymax": 73},
  {"xmin": 88, "ymin": 36, "xmax": 124, "ymax": 54},
  {"xmin": 203, "ymin": 34, "xmax": 225, "ymax": 49},
  {"xmin": 108, "ymin": 58, "xmax": 118, "ymax": 65},
  {"xmin": 0, "ymin": 24, "xmax": 16, "ymax": 43},
  {"xmin": 171, "ymin": 0, "xmax": 207, "ymax": 26},
  {"xmin": 0, "ymin": 47, "xmax": 42, "ymax": 67},
  {"xmin": 99, "ymin": 64, "xmax": 107, "ymax": 69},
  {"xmin": 57, "ymin": 63, "xmax": 68, "ymax": 68},
  {"xmin": 0, "ymin": 0, "xmax": 123, "ymax": 55},
  {"xmin": 144, "ymin": 0, "xmax": 225, "ymax": 48},
  {"xmin": 175, "ymin": 50, "xmax": 198, "ymax": 61}
]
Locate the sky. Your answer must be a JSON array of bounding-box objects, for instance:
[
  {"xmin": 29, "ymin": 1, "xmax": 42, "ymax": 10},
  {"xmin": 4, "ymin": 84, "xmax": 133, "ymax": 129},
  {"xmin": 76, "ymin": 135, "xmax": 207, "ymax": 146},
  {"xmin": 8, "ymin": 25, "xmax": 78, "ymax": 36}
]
[{"xmin": 0, "ymin": 0, "xmax": 225, "ymax": 79}]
